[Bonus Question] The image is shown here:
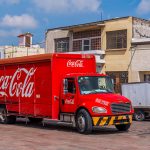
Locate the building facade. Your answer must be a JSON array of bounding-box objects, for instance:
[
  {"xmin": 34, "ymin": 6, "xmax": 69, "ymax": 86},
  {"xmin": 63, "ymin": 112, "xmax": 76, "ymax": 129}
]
[
  {"xmin": 3, "ymin": 45, "xmax": 45, "ymax": 58},
  {"xmin": 0, "ymin": 33, "xmax": 45, "ymax": 59},
  {"xmin": 46, "ymin": 16, "xmax": 150, "ymax": 93},
  {"xmin": 0, "ymin": 47, "xmax": 5, "ymax": 59},
  {"xmin": 131, "ymin": 38, "xmax": 150, "ymax": 82}
]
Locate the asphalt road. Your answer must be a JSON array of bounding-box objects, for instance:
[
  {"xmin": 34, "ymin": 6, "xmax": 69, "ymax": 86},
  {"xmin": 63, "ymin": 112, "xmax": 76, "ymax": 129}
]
[{"xmin": 0, "ymin": 119, "xmax": 149, "ymax": 150}]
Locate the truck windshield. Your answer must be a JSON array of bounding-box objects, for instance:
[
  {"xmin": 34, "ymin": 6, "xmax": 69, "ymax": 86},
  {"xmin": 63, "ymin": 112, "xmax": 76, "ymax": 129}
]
[{"xmin": 78, "ymin": 76, "xmax": 114, "ymax": 95}]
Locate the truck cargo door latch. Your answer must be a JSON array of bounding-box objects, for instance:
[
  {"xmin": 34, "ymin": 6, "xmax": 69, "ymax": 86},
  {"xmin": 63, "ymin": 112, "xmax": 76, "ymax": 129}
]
[
  {"xmin": 54, "ymin": 96, "xmax": 59, "ymax": 101},
  {"xmin": 62, "ymin": 99, "xmax": 65, "ymax": 105}
]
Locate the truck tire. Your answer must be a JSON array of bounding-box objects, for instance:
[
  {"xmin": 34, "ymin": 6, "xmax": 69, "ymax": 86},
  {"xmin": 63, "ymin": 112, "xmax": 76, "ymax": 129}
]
[
  {"xmin": 0, "ymin": 108, "xmax": 16, "ymax": 124},
  {"xmin": 76, "ymin": 109, "xmax": 92, "ymax": 134},
  {"xmin": 115, "ymin": 124, "xmax": 131, "ymax": 131},
  {"xmin": 134, "ymin": 111, "xmax": 145, "ymax": 121},
  {"xmin": 28, "ymin": 117, "xmax": 43, "ymax": 123}
]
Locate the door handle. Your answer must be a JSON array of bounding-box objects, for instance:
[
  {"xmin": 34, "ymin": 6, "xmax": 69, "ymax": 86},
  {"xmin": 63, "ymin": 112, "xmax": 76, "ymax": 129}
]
[
  {"xmin": 62, "ymin": 99, "xmax": 65, "ymax": 105},
  {"xmin": 70, "ymin": 95, "xmax": 74, "ymax": 99},
  {"xmin": 54, "ymin": 96, "xmax": 59, "ymax": 101}
]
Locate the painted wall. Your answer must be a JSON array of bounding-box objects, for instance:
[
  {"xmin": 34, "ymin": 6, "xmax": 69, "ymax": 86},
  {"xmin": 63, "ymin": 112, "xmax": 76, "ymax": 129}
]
[
  {"xmin": 0, "ymin": 47, "xmax": 5, "ymax": 59},
  {"xmin": 130, "ymin": 44, "xmax": 150, "ymax": 82},
  {"xmin": 4, "ymin": 46, "xmax": 45, "ymax": 58},
  {"xmin": 46, "ymin": 30, "xmax": 72, "ymax": 53},
  {"xmin": 130, "ymin": 18, "xmax": 150, "ymax": 82},
  {"xmin": 101, "ymin": 17, "xmax": 133, "ymax": 75}
]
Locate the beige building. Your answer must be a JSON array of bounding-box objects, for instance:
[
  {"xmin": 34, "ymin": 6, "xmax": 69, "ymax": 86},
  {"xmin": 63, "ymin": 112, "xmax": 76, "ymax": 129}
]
[{"xmin": 46, "ymin": 16, "xmax": 150, "ymax": 92}]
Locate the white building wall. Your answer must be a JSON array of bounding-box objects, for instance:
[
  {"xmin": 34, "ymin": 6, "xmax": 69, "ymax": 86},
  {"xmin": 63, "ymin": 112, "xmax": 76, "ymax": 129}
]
[
  {"xmin": 0, "ymin": 47, "xmax": 5, "ymax": 59},
  {"xmin": 4, "ymin": 46, "xmax": 45, "ymax": 58},
  {"xmin": 130, "ymin": 44, "xmax": 150, "ymax": 82},
  {"xmin": 132, "ymin": 45, "xmax": 150, "ymax": 71}
]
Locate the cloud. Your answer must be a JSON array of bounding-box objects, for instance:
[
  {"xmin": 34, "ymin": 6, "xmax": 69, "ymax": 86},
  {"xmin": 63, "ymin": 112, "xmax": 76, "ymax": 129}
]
[
  {"xmin": 0, "ymin": 29, "xmax": 21, "ymax": 37},
  {"xmin": 0, "ymin": 0, "xmax": 20, "ymax": 5},
  {"xmin": 137, "ymin": 0, "xmax": 150, "ymax": 14},
  {"xmin": 32, "ymin": 0, "xmax": 101, "ymax": 13},
  {"xmin": 0, "ymin": 14, "xmax": 38, "ymax": 29}
]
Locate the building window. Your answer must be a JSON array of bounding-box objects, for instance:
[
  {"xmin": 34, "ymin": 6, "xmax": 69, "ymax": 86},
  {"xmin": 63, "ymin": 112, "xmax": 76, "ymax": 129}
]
[
  {"xmin": 83, "ymin": 39, "xmax": 90, "ymax": 51},
  {"xmin": 26, "ymin": 36, "xmax": 31, "ymax": 47},
  {"xmin": 55, "ymin": 38, "xmax": 69, "ymax": 52},
  {"xmin": 91, "ymin": 38, "xmax": 101, "ymax": 50},
  {"xmin": 73, "ymin": 40, "xmax": 82, "ymax": 51},
  {"xmin": 73, "ymin": 29, "xmax": 101, "ymax": 39},
  {"xmin": 64, "ymin": 78, "xmax": 76, "ymax": 94},
  {"xmin": 144, "ymin": 74, "xmax": 150, "ymax": 82},
  {"xmin": 73, "ymin": 29, "xmax": 101, "ymax": 51},
  {"xmin": 106, "ymin": 30, "xmax": 127, "ymax": 49}
]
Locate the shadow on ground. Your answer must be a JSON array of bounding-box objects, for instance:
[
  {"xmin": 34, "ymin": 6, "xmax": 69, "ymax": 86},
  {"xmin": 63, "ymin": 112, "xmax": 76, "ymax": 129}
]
[{"xmin": 12, "ymin": 118, "xmax": 130, "ymax": 135}]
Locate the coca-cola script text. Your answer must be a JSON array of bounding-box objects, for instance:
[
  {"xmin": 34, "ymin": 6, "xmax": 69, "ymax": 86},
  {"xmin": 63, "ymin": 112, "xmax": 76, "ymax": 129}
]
[
  {"xmin": 67, "ymin": 60, "xmax": 83, "ymax": 68},
  {"xmin": 0, "ymin": 68, "xmax": 36, "ymax": 98}
]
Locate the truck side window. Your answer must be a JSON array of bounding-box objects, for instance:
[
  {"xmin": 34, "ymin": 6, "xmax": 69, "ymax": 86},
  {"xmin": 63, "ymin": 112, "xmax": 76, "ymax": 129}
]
[{"xmin": 66, "ymin": 78, "xmax": 76, "ymax": 94}]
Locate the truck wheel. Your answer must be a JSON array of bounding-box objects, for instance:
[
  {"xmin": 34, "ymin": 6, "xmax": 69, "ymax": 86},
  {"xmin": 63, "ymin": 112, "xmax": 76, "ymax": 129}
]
[
  {"xmin": 115, "ymin": 124, "xmax": 131, "ymax": 131},
  {"xmin": 134, "ymin": 111, "xmax": 145, "ymax": 121},
  {"xmin": 0, "ymin": 108, "xmax": 16, "ymax": 124},
  {"xmin": 28, "ymin": 117, "xmax": 43, "ymax": 123},
  {"xmin": 76, "ymin": 109, "xmax": 92, "ymax": 134}
]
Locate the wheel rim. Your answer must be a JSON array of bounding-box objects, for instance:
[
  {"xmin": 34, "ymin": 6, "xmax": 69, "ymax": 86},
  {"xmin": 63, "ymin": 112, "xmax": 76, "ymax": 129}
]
[
  {"xmin": 0, "ymin": 110, "xmax": 6, "ymax": 123},
  {"xmin": 77, "ymin": 115, "xmax": 86, "ymax": 131},
  {"xmin": 136, "ymin": 112, "xmax": 144, "ymax": 120}
]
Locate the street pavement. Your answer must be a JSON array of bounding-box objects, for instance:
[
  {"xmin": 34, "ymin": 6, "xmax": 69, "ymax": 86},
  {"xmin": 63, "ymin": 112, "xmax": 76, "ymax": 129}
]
[{"xmin": 0, "ymin": 119, "xmax": 149, "ymax": 150}]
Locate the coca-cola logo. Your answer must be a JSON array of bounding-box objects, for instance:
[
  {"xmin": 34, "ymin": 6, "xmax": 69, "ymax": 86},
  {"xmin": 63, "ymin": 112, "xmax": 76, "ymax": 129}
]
[
  {"xmin": 67, "ymin": 60, "xmax": 83, "ymax": 68},
  {"xmin": 0, "ymin": 68, "xmax": 36, "ymax": 98}
]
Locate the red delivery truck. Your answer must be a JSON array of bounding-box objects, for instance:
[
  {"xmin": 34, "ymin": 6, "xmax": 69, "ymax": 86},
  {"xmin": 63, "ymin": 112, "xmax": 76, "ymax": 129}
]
[{"xmin": 0, "ymin": 53, "xmax": 133, "ymax": 133}]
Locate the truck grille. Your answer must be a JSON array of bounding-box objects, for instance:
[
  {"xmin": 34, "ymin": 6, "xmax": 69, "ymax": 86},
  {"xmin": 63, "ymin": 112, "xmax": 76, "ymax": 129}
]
[{"xmin": 111, "ymin": 103, "xmax": 131, "ymax": 114}]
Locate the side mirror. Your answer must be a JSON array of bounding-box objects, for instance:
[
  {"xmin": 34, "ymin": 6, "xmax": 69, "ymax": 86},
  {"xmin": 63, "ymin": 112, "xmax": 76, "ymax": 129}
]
[
  {"xmin": 63, "ymin": 79, "xmax": 68, "ymax": 94},
  {"xmin": 111, "ymin": 78, "xmax": 114, "ymax": 85},
  {"xmin": 111, "ymin": 78, "xmax": 115, "ymax": 92}
]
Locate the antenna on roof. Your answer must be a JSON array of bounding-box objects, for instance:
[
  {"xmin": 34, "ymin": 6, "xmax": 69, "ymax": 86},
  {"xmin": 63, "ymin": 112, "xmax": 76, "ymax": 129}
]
[{"xmin": 101, "ymin": 12, "xmax": 103, "ymax": 21}]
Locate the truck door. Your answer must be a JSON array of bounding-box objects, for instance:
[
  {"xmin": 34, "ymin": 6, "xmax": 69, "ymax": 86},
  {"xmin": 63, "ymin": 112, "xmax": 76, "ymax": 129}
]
[{"xmin": 60, "ymin": 78, "xmax": 77, "ymax": 113}]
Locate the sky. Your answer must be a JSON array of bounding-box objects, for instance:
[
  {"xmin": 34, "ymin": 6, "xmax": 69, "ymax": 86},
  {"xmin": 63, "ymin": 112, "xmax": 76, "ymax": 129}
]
[{"xmin": 0, "ymin": 0, "xmax": 150, "ymax": 46}]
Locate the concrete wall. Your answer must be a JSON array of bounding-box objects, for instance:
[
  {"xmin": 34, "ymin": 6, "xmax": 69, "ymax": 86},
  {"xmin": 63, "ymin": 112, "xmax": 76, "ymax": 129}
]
[
  {"xmin": 101, "ymin": 17, "xmax": 133, "ymax": 75},
  {"xmin": 130, "ymin": 44, "xmax": 150, "ymax": 82},
  {"xmin": 133, "ymin": 18, "xmax": 150, "ymax": 39},
  {"xmin": 130, "ymin": 18, "xmax": 150, "ymax": 82},
  {"xmin": 0, "ymin": 47, "xmax": 5, "ymax": 59},
  {"xmin": 46, "ymin": 30, "xmax": 72, "ymax": 53},
  {"xmin": 4, "ymin": 46, "xmax": 45, "ymax": 58}
]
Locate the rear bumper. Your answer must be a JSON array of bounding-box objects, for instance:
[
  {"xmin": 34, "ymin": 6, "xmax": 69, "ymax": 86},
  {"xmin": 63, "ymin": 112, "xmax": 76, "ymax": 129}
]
[{"xmin": 92, "ymin": 115, "xmax": 132, "ymax": 126}]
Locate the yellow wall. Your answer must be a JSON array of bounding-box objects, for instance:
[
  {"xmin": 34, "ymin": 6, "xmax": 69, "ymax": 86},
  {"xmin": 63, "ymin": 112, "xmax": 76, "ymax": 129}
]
[{"xmin": 101, "ymin": 17, "xmax": 133, "ymax": 78}]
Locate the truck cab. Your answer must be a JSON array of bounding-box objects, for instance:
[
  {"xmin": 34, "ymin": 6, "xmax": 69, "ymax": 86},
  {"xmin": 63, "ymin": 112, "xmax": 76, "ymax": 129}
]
[{"xmin": 60, "ymin": 73, "xmax": 133, "ymax": 134}]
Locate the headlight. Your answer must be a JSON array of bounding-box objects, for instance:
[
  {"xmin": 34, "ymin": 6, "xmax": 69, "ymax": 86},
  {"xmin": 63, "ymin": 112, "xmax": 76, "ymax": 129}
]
[{"xmin": 92, "ymin": 106, "xmax": 107, "ymax": 114}]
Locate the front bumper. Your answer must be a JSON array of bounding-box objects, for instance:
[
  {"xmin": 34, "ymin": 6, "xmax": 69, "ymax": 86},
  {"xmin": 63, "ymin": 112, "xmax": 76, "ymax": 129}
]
[{"xmin": 92, "ymin": 115, "xmax": 132, "ymax": 126}]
